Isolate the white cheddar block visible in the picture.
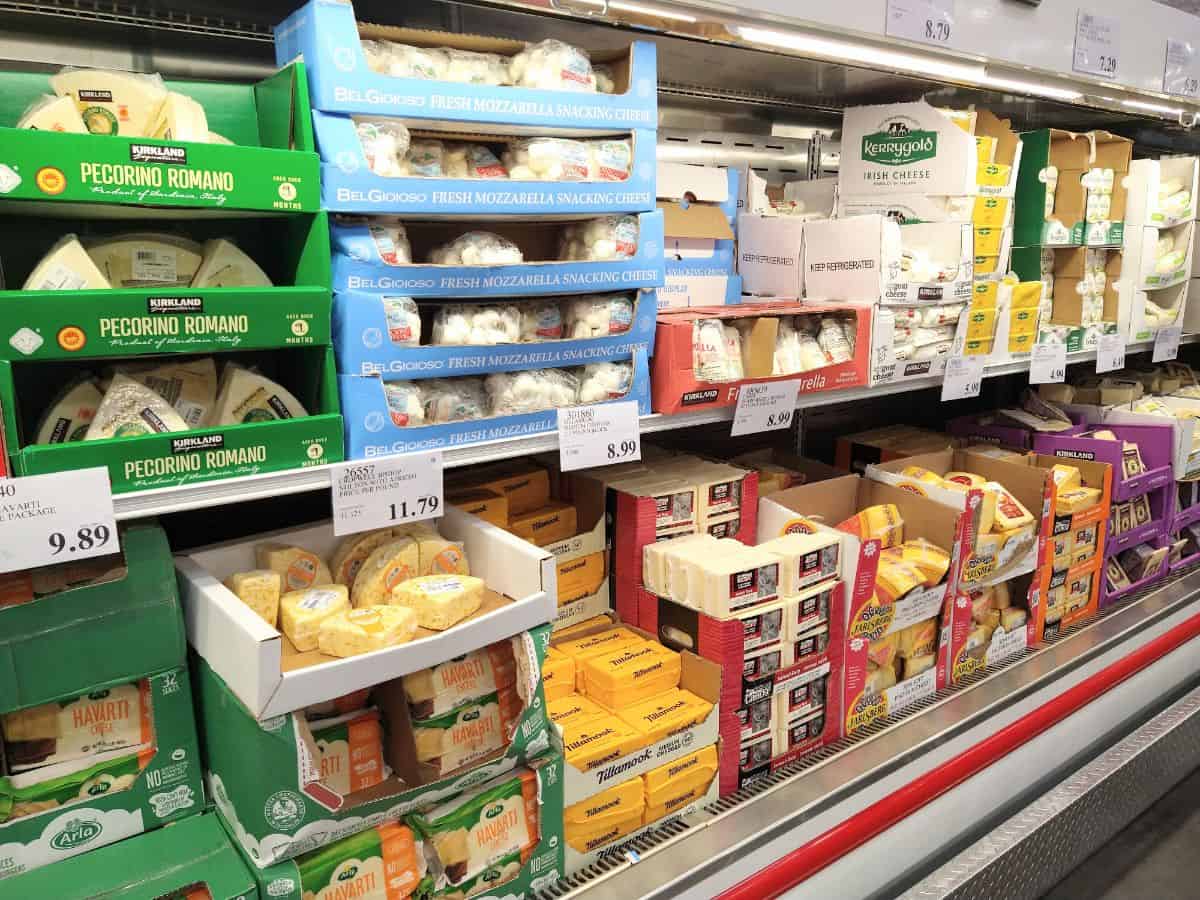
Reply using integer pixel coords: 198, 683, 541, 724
256, 543, 333, 592
280, 585, 350, 652
23, 235, 112, 291
758, 532, 841, 594
642, 532, 714, 597
351, 537, 420, 607
317, 605, 419, 657
224, 569, 282, 626
390, 574, 485, 631
690, 546, 783, 617
665, 537, 743, 606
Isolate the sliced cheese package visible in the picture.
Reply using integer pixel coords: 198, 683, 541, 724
23, 235, 112, 291
35, 377, 102, 444
318, 605, 419, 657
309, 708, 390, 795
837, 504, 903, 548
223, 569, 282, 625
580, 642, 681, 707
280, 585, 350, 652
390, 574, 485, 631
564, 777, 645, 829
411, 686, 521, 776
562, 714, 646, 771
758, 532, 841, 594
404, 642, 516, 719
257, 543, 333, 591
617, 688, 712, 744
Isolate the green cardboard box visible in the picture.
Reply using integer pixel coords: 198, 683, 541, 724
0, 664, 205, 881
0, 521, 184, 713
231, 752, 564, 900
0, 64, 318, 213
198, 625, 555, 868
0, 811, 257, 899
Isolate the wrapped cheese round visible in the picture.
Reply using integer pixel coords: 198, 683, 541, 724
588, 139, 633, 182
693, 318, 731, 382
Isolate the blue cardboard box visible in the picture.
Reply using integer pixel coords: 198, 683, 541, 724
313, 112, 656, 215
276, 0, 657, 130
332, 287, 658, 377
331, 209, 665, 296
340, 349, 650, 456
659, 164, 741, 308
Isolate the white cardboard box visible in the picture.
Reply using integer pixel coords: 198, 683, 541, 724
1124, 157, 1199, 228
737, 213, 804, 299
177, 506, 556, 719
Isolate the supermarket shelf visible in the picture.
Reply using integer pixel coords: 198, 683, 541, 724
109, 333, 1200, 519
536, 563, 1200, 900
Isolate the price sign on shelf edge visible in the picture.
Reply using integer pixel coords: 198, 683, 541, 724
1073, 10, 1120, 79
1030, 342, 1068, 385
0, 467, 117, 574
331, 451, 443, 536
885, 0, 955, 48
731, 379, 801, 437
1164, 39, 1200, 98
941, 355, 985, 402
1096, 332, 1126, 374
557, 400, 642, 473
1154, 325, 1183, 363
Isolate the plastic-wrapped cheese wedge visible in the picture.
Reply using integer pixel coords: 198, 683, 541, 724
865, 664, 898, 696
580, 642, 681, 707
35, 376, 103, 444
257, 543, 332, 591
896, 617, 937, 658
85, 233, 203, 287
943, 471, 986, 489
330, 528, 396, 586
617, 688, 712, 744
190, 238, 273, 287
404, 642, 516, 719
23, 235, 112, 291
985, 482, 1034, 530
837, 504, 904, 549
49, 68, 168, 136
390, 574, 484, 631
903, 653, 936, 679
562, 715, 646, 771
318, 605, 419, 657
212, 364, 307, 425
279, 584, 350, 652
224, 569, 281, 625
1057, 486, 1102, 514
874, 555, 926, 604
414, 533, 470, 576
899, 465, 945, 487
1050, 464, 1082, 491
564, 777, 645, 829
84, 373, 188, 439
868, 631, 898, 670
146, 91, 209, 143
351, 536, 420, 607
16, 94, 87, 132
115, 357, 218, 428
887, 538, 950, 587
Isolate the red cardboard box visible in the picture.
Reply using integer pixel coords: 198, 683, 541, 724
650, 301, 870, 416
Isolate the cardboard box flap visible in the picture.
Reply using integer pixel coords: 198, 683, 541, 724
658, 162, 730, 203
975, 109, 1020, 169
660, 201, 735, 241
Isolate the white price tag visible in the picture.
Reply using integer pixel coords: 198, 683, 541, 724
731, 380, 800, 437
941, 355, 984, 401
1073, 10, 1119, 79
1164, 39, 1200, 98
557, 401, 641, 472
0, 468, 117, 574
331, 451, 443, 536
1096, 332, 1126, 373
1153, 325, 1183, 362
1029, 343, 1068, 384
885, 0, 955, 47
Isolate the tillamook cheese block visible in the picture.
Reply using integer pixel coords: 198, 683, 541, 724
542, 647, 576, 701
555, 627, 645, 689
562, 715, 646, 771
223, 569, 281, 625
446, 487, 509, 528
460, 463, 550, 516
116, 357, 218, 428
617, 688, 712, 744
85, 233, 204, 287
547, 692, 609, 728
564, 777, 645, 829
35, 377, 102, 444
22, 235, 113, 291
411, 686, 521, 775
351, 536, 420, 607
212, 364, 307, 425
49, 68, 168, 136
330, 528, 396, 586
310, 708, 389, 795
580, 642, 681, 707
509, 501, 578, 546
84, 373, 188, 439
279, 584, 350, 652
404, 642, 516, 719
390, 574, 485, 631
190, 239, 273, 287
16, 94, 87, 132
565, 807, 643, 853
318, 605, 419, 657
643, 744, 718, 807
146, 91, 209, 143
257, 543, 333, 591
294, 823, 424, 900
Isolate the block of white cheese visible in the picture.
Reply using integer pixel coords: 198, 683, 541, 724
84, 373, 189, 440
115, 357, 217, 428
390, 574, 485, 631
642, 533, 714, 597
256, 543, 333, 591
758, 532, 841, 595
16, 94, 87, 133
330, 528, 397, 586
212, 364, 308, 425
351, 537, 421, 607
146, 91, 209, 143
85, 233, 204, 287
23, 235, 113, 291
318, 605, 420, 657
665, 537, 744, 606
35, 377, 103, 444
280, 584, 350, 652
223, 569, 282, 626
689, 546, 784, 616
190, 239, 273, 288
50, 68, 168, 136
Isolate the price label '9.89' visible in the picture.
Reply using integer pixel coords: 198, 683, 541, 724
0, 468, 118, 574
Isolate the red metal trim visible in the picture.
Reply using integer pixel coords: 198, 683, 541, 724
719, 610, 1200, 900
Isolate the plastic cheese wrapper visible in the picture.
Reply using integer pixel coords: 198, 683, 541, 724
444, 143, 508, 179
390, 574, 485, 631
486, 367, 579, 415
403, 139, 445, 177
257, 542, 332, 591
579, 642, 681, 708
296, 823, 428, 899
564, 777, 645, 831
883, 539, 950, 587
404, 641, 517, 720
559, 215, 638, 261
542, 647, 576, 701
411, 685, 522, 775
505, 136, 590, 181
211, 364, 308, 425
110, 357, 218, 429
318, 605, 420, 657
562, 714, 646, 772
412, 767, 540, 895
2, 681, 151, 773
565, 293, 634, 338
617, 688, 712, 744
84, 232, 203, 288
354, 117, 411, 177
84, 373, 189, 440
0, 745, 149, 823
308, 707, 391, 795
381, 296, 422, 346
16, 94, 87, 132
429, 231, 524, 266
432, 303, 522, 345
49, 68, 168, 136
578, 361, 633, 404
509, 38, 597, 91
873, 554, 926, 604
281, 585, 350, 652
837, 504, 904, 549
366, 220, 413, 265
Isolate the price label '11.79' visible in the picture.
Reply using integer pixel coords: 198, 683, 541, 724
331, 451, 443, 536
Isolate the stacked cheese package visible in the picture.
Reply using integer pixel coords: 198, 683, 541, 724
542, 617, 718, 868
223, 521, 481, 657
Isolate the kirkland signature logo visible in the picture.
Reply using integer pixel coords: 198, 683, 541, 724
130, 143, 187, 165
862, 120, 937, 166
148, 296, 203, 314
171, 434, 224, 454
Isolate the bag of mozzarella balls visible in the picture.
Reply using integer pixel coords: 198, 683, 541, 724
428, 231, 524, 266
509, 39, 596, 92
559, 216, 638, 261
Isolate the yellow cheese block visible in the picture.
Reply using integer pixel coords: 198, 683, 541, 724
557, 551, 606, 606
317, 605, 419, 657
643, 744, 719, 804
866, 664, 898, 694
446, 487, 509, 528
330, 528, 396, 586
975, 135, 997, 165
564, 777, 645, 828
562, 715, 646, 771
1057, 486, 1102, 514
977, 162, 1011, 188
1010, 281, 1043, 308
465, 464, 550, 516
903, 653, 936, 679
617, 689, 712, 744
972, 281, 998, 309
1050, 464, 1082, 492
556, 627, 646, 689
548, 693, 609, 729
972, 195, 1010, 229
899, 465, 945, 487
554, 614, 614, 640
987, 482, 1034, 530
868, 632, 898, 670
874, 555, 925, 604
889, 538, 950, 587
415, 535, 470, 577
580, 643, 682, 707
223, 569, 281, 626
896, 617, 937, 658
280, 585, 350, 652
390, 574, 485, 631
256, 543, 332, 592
837, 504, 904, 549
542, 647, 576, 701
565, 808, 644, 854
351, 537, 420, 607
1000, 607, 1027, 630
509, 501, 578, 546
965, 307, 996, 341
